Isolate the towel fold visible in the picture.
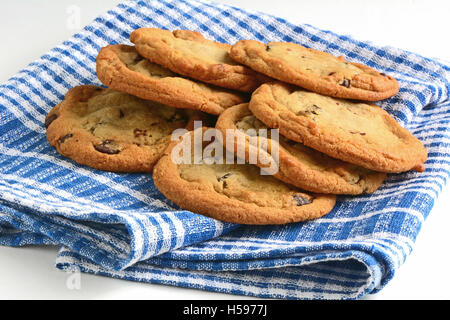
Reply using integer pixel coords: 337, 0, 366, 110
1, 0, 449, 299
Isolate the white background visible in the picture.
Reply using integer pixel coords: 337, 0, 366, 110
0, 0, 449, 300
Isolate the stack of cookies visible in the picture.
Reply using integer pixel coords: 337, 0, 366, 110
45, 28, 427, 225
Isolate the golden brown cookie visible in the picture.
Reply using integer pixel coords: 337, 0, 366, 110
216, 103, 386, 194
230, 40, 399, 101
249, 82, 427, 173
45, 85, 200, 173
96, 44, 247, 115
153, 129, 336, 225
129, 28, 270, 92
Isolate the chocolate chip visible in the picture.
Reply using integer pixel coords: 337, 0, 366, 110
340, 78, 351, 88
218, 173, 232, 182
293, 194, 312, 206
45, 114, 58, 128
297, 104, 321, 117
168, 113, 183, 122
94, 140, 120, 154
266, 46, 271, 52
328, 72, 336, 76
133, 55, 143, 64
58, 133, 73, 144
119, 109, 124, 118
133, 128, 147, 138
380, 72, 386, 76
310, 104, 321, 115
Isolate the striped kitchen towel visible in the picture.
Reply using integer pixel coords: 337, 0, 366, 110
1, 0, 449, 300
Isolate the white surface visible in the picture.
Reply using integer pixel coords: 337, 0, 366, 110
0, 0, 449, 300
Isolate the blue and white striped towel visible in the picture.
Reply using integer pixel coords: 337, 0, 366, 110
1, 0, 449, 300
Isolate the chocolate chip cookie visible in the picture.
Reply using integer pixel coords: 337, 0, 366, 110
230, 40, 399, 101
45, 85, 200, 173
153, 128, 336, 225
216, 103, 386, 194
249, 82, 427, 173
130, 28, 270, 92
97, 45, 247, 115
